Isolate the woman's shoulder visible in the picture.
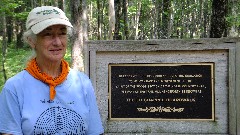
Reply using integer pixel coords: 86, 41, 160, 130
1, 70, 31, 94
68, 69, 93, 89
69, 68, 90, 80
6, 70, 29, 82
4, 70, 31, 87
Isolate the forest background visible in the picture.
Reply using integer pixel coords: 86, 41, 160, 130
0, 0, 240, 90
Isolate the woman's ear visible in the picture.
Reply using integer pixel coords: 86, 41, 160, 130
27, 37, 36, 49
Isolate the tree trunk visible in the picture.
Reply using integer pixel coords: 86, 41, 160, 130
180, 1, 184, 39
70, 0, 84, 71
135, 1, 141, 40
1, 12, 7, 82
161, 0, 171, 39
114, 0, 122, 40
123, 0, 129, 40
203, 0, 210, 38
209, 0, 228, 38
190, 1, 195, 38
108, 0, 115, 40
16, 25, 24, 49
97, 0, 102, 40
15, 5, 25, 49
59, 0, 65, 11
156, 0, 162, 39
82, 0, 88, 41
6, 16, 13, 43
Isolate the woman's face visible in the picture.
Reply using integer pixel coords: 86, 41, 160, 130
32, 24, 68, 63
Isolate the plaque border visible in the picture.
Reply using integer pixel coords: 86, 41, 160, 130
108, 63, 215, 121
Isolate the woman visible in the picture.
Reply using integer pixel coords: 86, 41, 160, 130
0, 6, 104, 135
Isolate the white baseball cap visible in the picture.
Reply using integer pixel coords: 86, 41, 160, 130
26, 6, 73, 34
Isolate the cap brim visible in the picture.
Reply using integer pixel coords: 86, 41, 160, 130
31, 18, 73, 34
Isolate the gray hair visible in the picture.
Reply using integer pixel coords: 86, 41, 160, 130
23, 29, 37, 44
23, 29, 37, 62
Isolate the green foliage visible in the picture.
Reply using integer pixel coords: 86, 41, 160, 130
226, 15, 240, 27
0, 45, 31, 91
0, 0, 23, 14
226, 0, 240, 27
15, 11, 29, 22
0, 0, 17, 13
0, 0, 29, 27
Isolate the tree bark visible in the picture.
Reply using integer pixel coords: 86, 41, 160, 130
70, 0, 85, 71
114, 0, 122, 40
135, 1, 141, 40
59, 0, 65, 11
97, 0, 102, 40
123, 0, 129, 40
161, 0, 171, 39
6, 16, 13, 43
210, 0, 228, 38
202, 0, 208, 38
82, 0, 88, 41
1, 11, 7, 82
156, 0, 162, 39
15, 5, 24, 49
108, 0, 115, 40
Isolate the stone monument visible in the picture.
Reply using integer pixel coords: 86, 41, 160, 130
85, 38, 240, 135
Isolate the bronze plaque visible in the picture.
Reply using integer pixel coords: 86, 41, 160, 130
108, 63, 214, 120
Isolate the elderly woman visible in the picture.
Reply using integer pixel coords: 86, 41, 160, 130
0, 6, 103, 135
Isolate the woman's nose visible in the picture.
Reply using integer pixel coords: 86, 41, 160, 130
52, 35, 61, 45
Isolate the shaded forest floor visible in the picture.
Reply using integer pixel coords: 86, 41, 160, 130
0, 45, 31, 91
